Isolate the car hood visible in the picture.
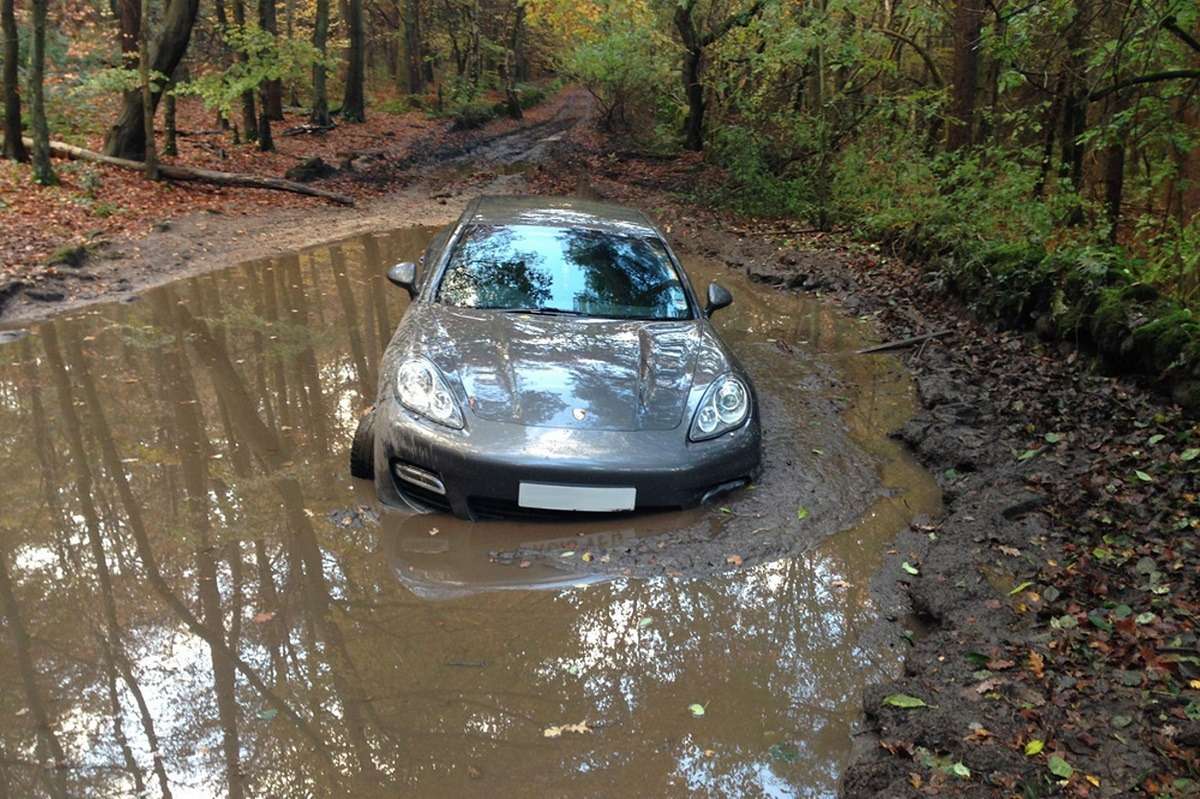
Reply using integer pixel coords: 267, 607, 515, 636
397, 305, 728, 431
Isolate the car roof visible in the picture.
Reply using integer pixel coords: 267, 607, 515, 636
466, 196, 660, 237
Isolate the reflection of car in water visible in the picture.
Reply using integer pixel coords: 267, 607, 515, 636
351, 196, 762, 521
381, 509, 628, 600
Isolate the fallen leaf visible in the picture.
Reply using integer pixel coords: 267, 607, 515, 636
518, 560, 531, 568
638, 616, 652, 628
1025, 739, 1044, 756
688, 703, 706, 717
1009, 580, 1033, 595
796, 506, 809, 520
726, 554, 743, 566
1048, 754, 1073, 779
901, 561, 919, 576
950, 762, 970, 779
883, 693, 927, 709
256, 708, 278, 721
1134, 470, 1153, 482
543, 721, 591, 738
1028, 650, 1045, 678
428, 527, 440, 536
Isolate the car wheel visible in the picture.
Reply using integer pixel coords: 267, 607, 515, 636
350, 408, 376, 480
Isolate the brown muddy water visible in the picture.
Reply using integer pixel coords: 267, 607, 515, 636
0, 226, 939, 798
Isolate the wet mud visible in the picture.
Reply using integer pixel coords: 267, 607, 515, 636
0, 225, 938, 797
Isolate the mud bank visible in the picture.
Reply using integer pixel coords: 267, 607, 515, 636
737, 233, 1199, 796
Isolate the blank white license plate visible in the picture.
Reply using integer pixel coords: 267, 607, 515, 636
518, 482, 636, 512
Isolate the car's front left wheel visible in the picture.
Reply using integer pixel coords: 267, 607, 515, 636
350, 408, 376, 480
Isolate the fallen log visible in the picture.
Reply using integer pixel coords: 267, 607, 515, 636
856, 329, 950, 355
23, 137, 355, 206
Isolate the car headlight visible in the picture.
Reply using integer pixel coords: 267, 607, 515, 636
395, 357, 464, 429
689, 375, 750, 441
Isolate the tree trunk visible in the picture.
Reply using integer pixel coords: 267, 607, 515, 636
26, 136, 355, 203
102, 0, 201, 159
1, 0, 25, 161
946, 0, 983, 150
29, 0, 55, 183
341, 0, 366, 121
139, 0, 158, 179
260, 0, 283, 119
117, 0, 140, 114
404, 0, 424, 94
500, 50, 521, 119
510, 0, 527, 82
233, 0, 258, 141
257, 81, 275, 150
163, 67, 182, 156
311, 0, 330, 124
680, 46, 704, 151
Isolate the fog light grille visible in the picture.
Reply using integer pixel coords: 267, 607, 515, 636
392, 462, 446, 495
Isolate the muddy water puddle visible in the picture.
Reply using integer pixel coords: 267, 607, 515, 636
0, 224, 938, 797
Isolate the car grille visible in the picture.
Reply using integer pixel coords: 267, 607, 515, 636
390, 460, 452, 514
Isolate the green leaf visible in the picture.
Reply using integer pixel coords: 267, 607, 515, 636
768, 742, 799, 763
719, 506, 732, 514
638, 616, 653, 628
883, 693, 927, 709
1018, 448, 1040, 461
1051, 613, 1077, 629
1009, 580, 1033, 596
256, 708, 278, 721
901, 561, 919, 576
1048, 754, 1073, 779
1134, 470, 1153, 482
1135, 612, 1156, 624
1148, 434, 1165, 445
1044, 432, 1063, 444
1025, 739, 1044, 756
688, 703, 706, 717
950, 761, 971, 778
1181, 448, 1200, 462
796, 506, 809, 520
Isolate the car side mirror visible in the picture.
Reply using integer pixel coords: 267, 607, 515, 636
705, 282, 733, 317
387, 262, 418, 298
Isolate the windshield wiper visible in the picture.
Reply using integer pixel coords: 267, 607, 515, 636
499, 307, 589, 317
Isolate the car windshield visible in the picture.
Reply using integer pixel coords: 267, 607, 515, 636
435, 224, 693, 320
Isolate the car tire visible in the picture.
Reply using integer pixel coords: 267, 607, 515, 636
350, 408, 376, 480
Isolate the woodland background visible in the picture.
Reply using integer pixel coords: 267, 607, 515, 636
1, 0, 1199, 390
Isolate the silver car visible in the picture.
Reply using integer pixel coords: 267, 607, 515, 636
351, 196, 761, 519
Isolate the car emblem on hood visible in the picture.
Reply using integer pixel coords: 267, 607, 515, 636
572, 408, 587, 421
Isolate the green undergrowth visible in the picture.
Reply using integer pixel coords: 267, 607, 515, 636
706, 129, 1200, 409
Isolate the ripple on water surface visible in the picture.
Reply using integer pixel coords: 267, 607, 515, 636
0, 225, 938, 797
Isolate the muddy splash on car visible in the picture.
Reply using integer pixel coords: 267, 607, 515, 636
0, 225, 937, 797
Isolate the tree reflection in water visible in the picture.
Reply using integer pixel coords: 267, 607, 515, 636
0, 227, 937, 798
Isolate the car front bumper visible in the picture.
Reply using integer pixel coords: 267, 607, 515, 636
372, 397, 761, 520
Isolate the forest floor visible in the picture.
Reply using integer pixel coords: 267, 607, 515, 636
2, 88, 1198, 797
0, 87, 576, 322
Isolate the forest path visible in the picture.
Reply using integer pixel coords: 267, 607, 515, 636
0, 89, 593, 327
